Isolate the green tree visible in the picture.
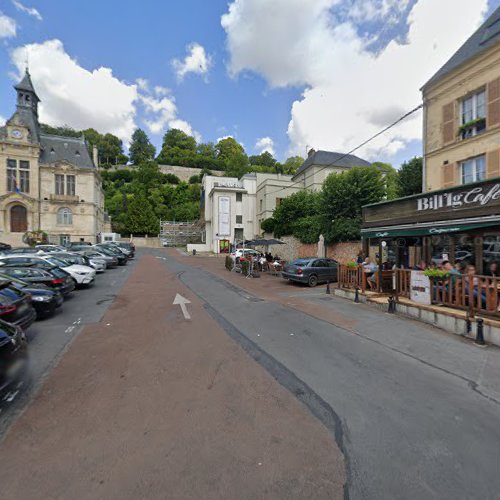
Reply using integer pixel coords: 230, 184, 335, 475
249, 151, 277, 169
157, 128, 197, 165
196, 142, 217, 158
215, 137, 246, 163
123, 192, 159, 235
372, 161, 399, 200
397, 157, 423, 197
282, 156, 304, 175
83, 128, 127, 165
40, 123, 81, 137
135, 161, 162, 189
224, 152, 249, 178
129, 128, 156, 165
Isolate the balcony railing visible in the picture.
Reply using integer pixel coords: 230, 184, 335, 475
50, 194, 79, 203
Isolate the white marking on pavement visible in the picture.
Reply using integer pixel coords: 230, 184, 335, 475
4, 390, 19, 402
173, 293, 191, 320
65, 326, 75, 334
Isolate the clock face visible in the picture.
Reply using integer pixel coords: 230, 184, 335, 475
11, 129, 22, 139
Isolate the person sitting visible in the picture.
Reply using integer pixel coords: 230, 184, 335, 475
414, 260, 427, 271
363, 257, 376, 273
266, 252, 273, 263
259, 254, 267, 271
488, 261, 498, 277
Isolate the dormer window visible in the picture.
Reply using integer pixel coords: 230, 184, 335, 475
50, 148, 55, 154
460, 89, 486, 139
75, 150, 81, 157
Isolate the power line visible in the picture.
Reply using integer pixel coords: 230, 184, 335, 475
264, 103, 423, 199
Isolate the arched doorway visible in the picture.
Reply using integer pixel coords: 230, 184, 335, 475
10, 205, 27, 233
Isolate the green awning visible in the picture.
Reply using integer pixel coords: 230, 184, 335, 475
361, 221, 500, 239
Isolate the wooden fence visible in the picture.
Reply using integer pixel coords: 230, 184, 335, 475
339, 265, 500, 318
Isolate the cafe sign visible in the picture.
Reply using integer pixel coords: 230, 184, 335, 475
417, 183, 500, 211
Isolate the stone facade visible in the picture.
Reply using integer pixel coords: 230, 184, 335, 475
0, 70, 105, 246
422, 10, 500, 192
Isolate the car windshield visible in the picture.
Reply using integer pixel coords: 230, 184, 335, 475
45, 257, 70, 267
291, 259, 312, 266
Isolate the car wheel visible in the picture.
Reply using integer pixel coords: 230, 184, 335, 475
308, 275, 318, 287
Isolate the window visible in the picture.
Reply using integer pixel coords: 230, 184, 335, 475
19, 160, 29, 193
461, 89, 486, 139
236, 192, 242, 202
55, 174, 65, 195
60, 234, 71, 246
259, 199, 263, 211
7, 159, 17, 192
236, 215, 243, 224
461, 155, 486, 185
66, 175, 76, 196
57, 207, 73, 225
55, 174, 76, 196
276, 197, 284, 207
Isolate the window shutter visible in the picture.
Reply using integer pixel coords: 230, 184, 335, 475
488, 77, 500, 128
442, 102, 455, 145
443, 162, 456, 187
487, 149, 500, 178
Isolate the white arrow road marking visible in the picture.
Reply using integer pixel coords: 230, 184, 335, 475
173, 293, 191, 320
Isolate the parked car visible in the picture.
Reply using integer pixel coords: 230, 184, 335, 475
0, 255, 96, 287
95, 244, 128, 265
34, 244, 67, 253
0, 243, 12, 252
76, 249, 118, 268
0, 280, 36, 330
230, 248, 261, 261
111, 241, 135, 258
47, 252, 106, 273
100, 242, 131, 258
0, 273, 63, 318
0, 319, 28, 396
0, 266, 75, 297
282, 258, 338, 287
66, 242, 92, 249
5, 247, 44, 255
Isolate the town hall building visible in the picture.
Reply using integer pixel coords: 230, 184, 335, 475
0, 69, 105, 246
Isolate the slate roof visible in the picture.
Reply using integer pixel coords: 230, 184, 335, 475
14, 69, 40, 101
422, 6, 500, 90
39, 134, 95, 169
294, 150, 371, 176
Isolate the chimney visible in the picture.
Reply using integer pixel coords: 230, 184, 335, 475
308, 148, 316, 158
92, 145, 99, 168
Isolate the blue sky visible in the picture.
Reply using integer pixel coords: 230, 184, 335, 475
0, 0, 497, 167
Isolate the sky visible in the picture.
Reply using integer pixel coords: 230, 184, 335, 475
0, 0, 497, 167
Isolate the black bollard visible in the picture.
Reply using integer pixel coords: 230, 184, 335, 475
326, 281, 331, 294
388, 296, 396, 313
354, 287, 360, 303
475, 318, 485, 346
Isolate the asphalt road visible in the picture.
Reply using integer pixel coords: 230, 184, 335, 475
1, 248, 500, 499
159, 249, 500, 500
0, 257, 137, 438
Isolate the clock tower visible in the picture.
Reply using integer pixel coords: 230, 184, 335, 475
12, 67, 41, 143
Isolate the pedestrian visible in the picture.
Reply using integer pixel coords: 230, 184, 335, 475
356, 250, 364, 265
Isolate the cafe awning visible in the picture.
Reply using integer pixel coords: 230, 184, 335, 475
361, 220, 500, 239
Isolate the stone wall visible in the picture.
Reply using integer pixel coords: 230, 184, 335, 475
275, 235, 361, 263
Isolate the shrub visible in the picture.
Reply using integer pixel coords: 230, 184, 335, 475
241, 260, 250, 275
346, 261, 358, 268
423, 269, 450, 279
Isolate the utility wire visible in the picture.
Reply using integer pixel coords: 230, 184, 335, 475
263, 103, 423, 199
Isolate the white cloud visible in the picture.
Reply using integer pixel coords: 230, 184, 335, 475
222, 0, 489, 160
12, 1, 43, 21
11, 39, 137, 142
255, 136, 275, 155
0, 115, 5, 126
172, 42, 213, 82
10, 39, 197, 144
0, 12, 17, 38
154, 85, 170, 96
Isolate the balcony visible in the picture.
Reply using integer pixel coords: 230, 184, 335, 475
49, 194, 79, 203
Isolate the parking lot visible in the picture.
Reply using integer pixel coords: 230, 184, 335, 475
0, 254, 137, 439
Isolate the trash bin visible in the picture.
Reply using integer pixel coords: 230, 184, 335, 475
192, 249, 196, 256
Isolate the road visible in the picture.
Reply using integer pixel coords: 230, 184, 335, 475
1, 248, 500, 499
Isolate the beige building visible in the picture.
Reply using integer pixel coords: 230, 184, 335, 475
0, 70, 105, 246
422, 6, 500, 192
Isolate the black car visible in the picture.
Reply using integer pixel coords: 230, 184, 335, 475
282, 258, 338, 287
113, 241, 135, 258
95, 244, 128, 265
0, 266, 75, 297
0, 319, 27, 396
0, 242, 11, 252
0, 280, 36, 330
0, 273, 63, 318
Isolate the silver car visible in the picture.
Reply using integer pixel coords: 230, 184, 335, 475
48, 252, 106, 273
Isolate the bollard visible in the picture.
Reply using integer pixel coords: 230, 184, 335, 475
388, 296, 396, 314
192, 249, 196, 256
354, 287, 360, 303
475, 318, 485, 346
326, 281, 331, 294
465, 312, 471, 335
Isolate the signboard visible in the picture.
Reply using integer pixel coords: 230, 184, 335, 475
363, 178, 500, 228
218, 196, 230, 236
410, 270, 431, 305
